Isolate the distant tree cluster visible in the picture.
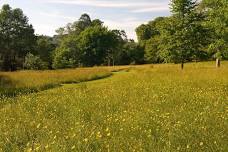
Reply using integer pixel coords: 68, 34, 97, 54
0, 0, 227, 71
0, 5, 143, 71
136, 0, 228, 68
52, 14, 144, 69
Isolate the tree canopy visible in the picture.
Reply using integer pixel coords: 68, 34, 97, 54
0, 4, 36, 71
136, 0, 227, 68
0, 1, 227, 71
52, 14, 143, 69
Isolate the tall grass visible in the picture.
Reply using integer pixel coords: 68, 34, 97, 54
0, 62, 227, 151
0, 67, 115, 98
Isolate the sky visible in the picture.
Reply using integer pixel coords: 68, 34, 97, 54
0, 0, 171, 40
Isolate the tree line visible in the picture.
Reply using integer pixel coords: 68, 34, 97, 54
136, 0, 228, 69
0, 4, 143, 71
0, 0, 227, 71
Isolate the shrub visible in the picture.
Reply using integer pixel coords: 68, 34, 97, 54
23, 53, 48, 70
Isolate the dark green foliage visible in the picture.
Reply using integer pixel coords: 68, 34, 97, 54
144, 36, 162, 63
122, 40, 144, 65
35, 36, 56, 68
105, 30, 127, 66
165, 0, 198, 66
53, 14, 142, 68
0, 4, 36, 71
137, 17, 168, 63
201, 0, 228, 61
53, 15, 112, 68
52, 35, 80, 69
135, 24, 153, 43
136, 0, 217, 67
136, 17, 165, 43
0, 1, 227, 71
77, 26, 113, 66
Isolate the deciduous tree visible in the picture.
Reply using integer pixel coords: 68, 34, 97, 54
0, 4, 36, 71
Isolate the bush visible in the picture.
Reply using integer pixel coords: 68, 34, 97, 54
52, 48, 77, 69
23, 53, 48, 70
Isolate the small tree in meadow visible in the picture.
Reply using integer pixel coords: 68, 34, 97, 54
23, 53, 48, 70
168, 0, 201, 69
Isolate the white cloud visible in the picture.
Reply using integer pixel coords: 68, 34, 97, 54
103, 18, 147, 40
38, 11, 143, 40
131, 6, 169, 13
32, 0, 170, 39
33, 24, 57, 36
39, 12, 77, 21
44, 0, 166, 8
42, 0, 169, 13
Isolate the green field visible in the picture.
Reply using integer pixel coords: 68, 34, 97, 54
0, 62, 228, 151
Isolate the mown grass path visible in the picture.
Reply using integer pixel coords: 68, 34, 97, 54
0, 63, 228, 152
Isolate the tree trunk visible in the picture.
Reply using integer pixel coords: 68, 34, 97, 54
108, 58, 110, 66
216, 58, 220, 68
112, 59, 115, 66
181, 61, 184, 70
112, 55, 115, 66
2, 55, 11, 71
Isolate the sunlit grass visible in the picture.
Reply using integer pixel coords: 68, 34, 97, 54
0, 67, 129, 98
0, 62, 227, 151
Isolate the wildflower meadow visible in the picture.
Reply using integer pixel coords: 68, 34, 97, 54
0, 62, 227, 151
